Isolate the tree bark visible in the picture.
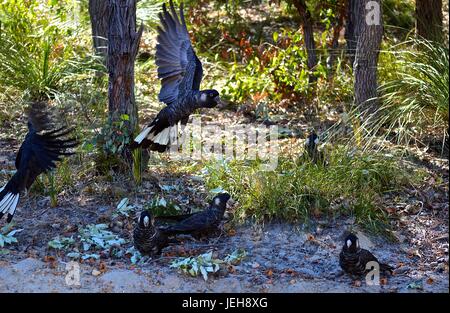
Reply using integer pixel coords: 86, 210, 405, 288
292, 0, 318, 83
108, 0, 143, 142
416, 0, 443, 42
89, 0, 109, 59
354, 0, 383, 114
344, 0, 360, 68
327, 0, 347, 74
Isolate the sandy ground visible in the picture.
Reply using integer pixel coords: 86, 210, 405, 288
0, 221, 448, 293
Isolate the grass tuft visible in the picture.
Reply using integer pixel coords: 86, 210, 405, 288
204, 146, 417, 235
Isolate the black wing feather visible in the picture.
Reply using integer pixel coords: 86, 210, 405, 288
155, 0, 203, 106
0, 104, 78, 222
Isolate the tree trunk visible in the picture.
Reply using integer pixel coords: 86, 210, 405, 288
89, 0, 109, 58
292, 0, 318, 83
416, 0, 443, 42
344, 0, 360, 67
327, 0, 347, 75
108, 0, 143, 147
354, 0, 383, 114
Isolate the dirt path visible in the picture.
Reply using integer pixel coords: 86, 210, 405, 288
1, 221, 448, 293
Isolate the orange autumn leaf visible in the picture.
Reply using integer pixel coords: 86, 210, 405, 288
44, 255, 56, 263
99, 262, 107, 273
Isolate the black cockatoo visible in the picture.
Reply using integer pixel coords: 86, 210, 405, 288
132, 0, 221, 152
133, 210, 169, 256
159, 193, 231, 237
0, 103, 78, 223
339, 233, 393, 276
304, 131, 325, 164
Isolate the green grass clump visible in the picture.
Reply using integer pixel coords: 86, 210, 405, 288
361, 38, 449, 150
204, 147, 416, 234
0, 0, 103, 102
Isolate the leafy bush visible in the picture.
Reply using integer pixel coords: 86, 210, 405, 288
223, 29, 327, 105
383, 0, 415, 35
94, 114, 133, 173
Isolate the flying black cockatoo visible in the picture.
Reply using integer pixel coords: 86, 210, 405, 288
0, 103, 78, 223
304, 131, 325, 165
339, 233, 393, 276
133, 210, 169, 256
159, 193, 231, 237
132, 0, 221, 152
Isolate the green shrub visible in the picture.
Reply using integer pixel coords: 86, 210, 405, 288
223, 29, 328, 105
204, 146, 416, 234
0, 0, 103, 102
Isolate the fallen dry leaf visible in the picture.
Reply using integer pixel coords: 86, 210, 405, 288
43, 255, 56, 263
265, 269, 273, 277
99, 261, 107, 273
285, 268, 298, 276
227, 265, 236, 274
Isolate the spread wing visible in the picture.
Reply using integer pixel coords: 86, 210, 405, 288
0, 105, 78, 222
156, 0, 203, 106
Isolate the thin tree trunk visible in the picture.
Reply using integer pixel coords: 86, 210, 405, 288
292, 0, 318, 83
327, 0, 347, 75
89, 0, 109, 59
354, 0, 383, 114
416, 0, 443, 42
344, 0, 360, 67
108, 0, 143, 149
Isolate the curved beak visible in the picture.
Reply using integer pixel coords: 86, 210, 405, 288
215, 96, 227, 109
227, 197, 236, 208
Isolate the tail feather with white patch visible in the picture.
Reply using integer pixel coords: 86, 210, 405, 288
0, 186, 20, 223
134, 126, 154, 144
132, 118, 181, 151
